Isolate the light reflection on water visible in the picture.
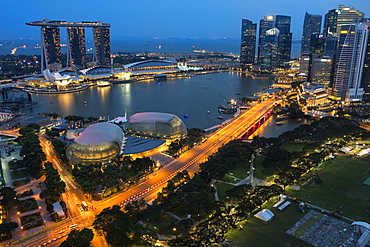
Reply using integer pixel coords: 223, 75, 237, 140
24, 72, 310, 136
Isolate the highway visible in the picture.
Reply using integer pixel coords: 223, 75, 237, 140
5, 97, 278, 247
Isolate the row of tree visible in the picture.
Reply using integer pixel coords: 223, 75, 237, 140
71, 157, 156, 199
16, 123, 45, 179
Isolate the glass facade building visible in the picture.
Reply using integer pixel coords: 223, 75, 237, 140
66, 123, 124, 165
301, 12, 322, 53
258, 15, 292, 70
41, 26, 62, 71
311, 55, 334, 87
67, 27, 86, 69
332, 23, 369, 102
336, 5, 364, 37
240, 19, 257, 68
323, 9, 338, 37
126, 112, 187, 140
93, 27, 111, 67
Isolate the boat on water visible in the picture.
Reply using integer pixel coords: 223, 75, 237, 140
275, 122, 283, 125
97, 81, 110, 87
207, 111, 210, 114
235, 92, 240, 95
84, 101, 87, 104
217, 116, 224, 120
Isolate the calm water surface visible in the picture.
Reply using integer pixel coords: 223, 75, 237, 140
24, 72, 308, 135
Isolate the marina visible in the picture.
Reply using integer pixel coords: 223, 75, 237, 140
23, 72, 310, 136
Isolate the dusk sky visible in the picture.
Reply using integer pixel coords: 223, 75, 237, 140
1, 0, 370, 40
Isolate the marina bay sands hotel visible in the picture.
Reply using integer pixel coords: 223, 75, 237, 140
26, 19, 111, 71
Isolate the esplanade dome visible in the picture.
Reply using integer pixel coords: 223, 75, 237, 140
125, 112, 187, 139
66, 122, 124, 165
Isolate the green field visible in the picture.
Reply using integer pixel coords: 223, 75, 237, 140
286, 156, 370, 221
226, 201, 312, 247
253, 155, 273, 179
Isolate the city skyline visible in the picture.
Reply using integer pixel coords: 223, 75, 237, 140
1, 0, 369, 40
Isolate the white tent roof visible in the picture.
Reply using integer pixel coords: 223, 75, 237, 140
254, 209, 274, 222
352, 221, 370, 230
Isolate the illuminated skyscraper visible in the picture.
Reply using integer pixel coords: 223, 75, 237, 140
323, 9, 338, 37
299, 52, 312, 80
41, 26, 62, 71
26, 20, 111, 71
311, 55, 334, 87
93, 27, 111, 67
67, 27, 86, 69
336, 5, 364, 36
258, 15, 292, 70
301, 12, 322, 53
240, 19, 257, 68
332, 23, 369, 102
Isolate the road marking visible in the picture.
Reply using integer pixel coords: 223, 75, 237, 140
52, 158, 62, 171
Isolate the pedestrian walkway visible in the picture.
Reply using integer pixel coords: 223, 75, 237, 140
0, 148, 21, 187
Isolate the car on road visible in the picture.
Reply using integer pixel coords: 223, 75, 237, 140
58, 230, 65, 234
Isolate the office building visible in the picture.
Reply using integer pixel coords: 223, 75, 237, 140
323, 35, 338, 57
309, 33, 326, 55
311, 55, 334, 87
67, 27, 86, 69
299, 52, 312, 80
336, 5, 364, 37
93, 27, 111, 67
323, 9, 338, 37
41, 26, 62, 71
301, 12, 322, 53
258, 15, 292, 70
240, 19, 257, 67
332, 23, 369, 102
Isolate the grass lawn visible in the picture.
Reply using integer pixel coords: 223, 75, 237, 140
226, 201, 312, 247
215, 182, 235, 201
253, 155, 273, 180
20, 212, 44, 230
18, 198, 39, 213
286, 156, 370, 221
228, 163, 250, 180
281, 143, 306, 152
150, 214, 181, 236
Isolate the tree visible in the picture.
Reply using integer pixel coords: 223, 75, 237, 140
0, 222, 18, 241
60, 228, 94, 247
44, 162, 66, 202
0, 187, 18, 210
93, 205, 156, 247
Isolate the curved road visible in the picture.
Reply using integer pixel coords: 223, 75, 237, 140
8, 97, 278, 247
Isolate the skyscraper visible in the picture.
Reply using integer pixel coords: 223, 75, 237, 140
67, 27, 87, 69
332, 23, 369, 102
336, 5, 364, 37
41, 26, 62, 71
311, 55, 334, 87
240, 19, 257, 68
301, 12, 322, 53
93, 27, 111, 67
258, 15, 292, 70
299, 52, 312, 80
323, 9, 338, 37
26, 20, 111, 72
